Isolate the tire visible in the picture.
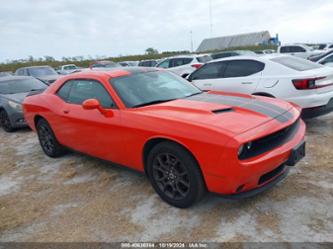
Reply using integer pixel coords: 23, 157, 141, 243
147, 142, 206, 208
36, 118, 66, 158
0, 109, 15, 132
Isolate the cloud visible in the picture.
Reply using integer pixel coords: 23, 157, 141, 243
0, 0, 332, 61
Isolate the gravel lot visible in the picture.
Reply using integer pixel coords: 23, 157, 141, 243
0, 114, 332, 242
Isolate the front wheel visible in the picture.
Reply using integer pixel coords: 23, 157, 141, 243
36, 118, 66, 158
147, 142, 206, 208
0, 109, 15, 132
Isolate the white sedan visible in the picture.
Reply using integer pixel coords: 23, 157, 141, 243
188, 55, 333, 118
156, 54, 212, 78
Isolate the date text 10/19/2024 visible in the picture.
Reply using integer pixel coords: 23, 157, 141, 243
121, 242, 208, 248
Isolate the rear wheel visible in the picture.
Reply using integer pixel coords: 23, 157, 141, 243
0, 109, 15, 132
147, 142, 206, 208
36, 118, 66, 158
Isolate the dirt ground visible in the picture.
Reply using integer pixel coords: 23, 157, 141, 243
0, 114, 332, 242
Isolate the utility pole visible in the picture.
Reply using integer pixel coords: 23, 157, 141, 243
190, 30, 194, 52
209, 0, 213, 37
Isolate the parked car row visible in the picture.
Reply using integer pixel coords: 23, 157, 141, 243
1, 45, 333, 208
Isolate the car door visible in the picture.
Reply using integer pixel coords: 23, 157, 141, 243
189, 61, 228, 90
191, 60, 263, 94
53, 79, 125, 162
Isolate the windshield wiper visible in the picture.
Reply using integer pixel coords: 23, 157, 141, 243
30, 88, 45, 91
132, 98, 177, 108
185, 92, 203, 98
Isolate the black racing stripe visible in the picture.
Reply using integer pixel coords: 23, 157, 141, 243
187, 93, 292, 122
194, 93, 293, 120
244, 103, 289, 123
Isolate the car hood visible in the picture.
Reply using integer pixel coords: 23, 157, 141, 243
135, 92, 295, 135
3, 92, 30, 104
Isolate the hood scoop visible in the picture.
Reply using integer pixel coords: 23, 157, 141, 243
212, 107, 233, 114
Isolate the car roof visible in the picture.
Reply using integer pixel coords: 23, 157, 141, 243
164, 54, 199, 59
208, 55, 262, 63
70, 67, 159, 79
0, 76, 33, 82
209, 54, 294, 64
16, 65, 53, 70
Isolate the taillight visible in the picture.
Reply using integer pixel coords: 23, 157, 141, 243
292, 77, 326, 90
191, 63, 203, 69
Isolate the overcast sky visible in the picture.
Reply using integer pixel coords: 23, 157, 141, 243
1, 0, 333, 61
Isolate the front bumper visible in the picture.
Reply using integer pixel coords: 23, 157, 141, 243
301, 98, 333, 119
220, 166, 290, 199
9, 111, 27, 128
204, 118, 306, 196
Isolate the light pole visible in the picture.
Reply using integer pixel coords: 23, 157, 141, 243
209, 0, 213, 37
190, 31, 194, 52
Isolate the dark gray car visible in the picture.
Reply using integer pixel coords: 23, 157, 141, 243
15, 66, 60, 85
0, 76, 47, 132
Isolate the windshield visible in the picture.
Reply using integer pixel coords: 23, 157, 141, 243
0, 78, 47, 94
92, 61, 117, 68
64, 65, 77, 70
110, 71, 201, 108
271, 56, 322, 71
29, 67, 57, 77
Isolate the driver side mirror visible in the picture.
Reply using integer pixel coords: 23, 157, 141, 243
82, 99, 100, 110
82, 99, 113, 117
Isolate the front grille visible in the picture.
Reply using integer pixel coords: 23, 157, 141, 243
239, 118, 301, 160
259, 164, 285, 185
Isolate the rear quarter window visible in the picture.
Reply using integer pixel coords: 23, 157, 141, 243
271, 57, 323, 71
56, 81, 73, 101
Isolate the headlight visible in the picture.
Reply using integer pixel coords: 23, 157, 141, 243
238, 142, 253, 158
8, 100, 22, 112
238, 145, 245, 156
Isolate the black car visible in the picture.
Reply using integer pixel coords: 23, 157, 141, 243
0, 76, 47, 132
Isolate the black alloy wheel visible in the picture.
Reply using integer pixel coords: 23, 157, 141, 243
152, 152, 190, 200
36, 119, 66, 158
147, 142, 206, 208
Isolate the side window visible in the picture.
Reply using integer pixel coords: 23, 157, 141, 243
190, 62, 227, 80
223, 60, 265, 78
170, 59, 182, 68
67, 80, 115, 108
16, 69, 26, 76
56, 81, 73, 101
280, 47, 289, 53
157, 59, 170, 68
291, 46, 306, 53
321, 55, 333, 64
170, 58, 193, 68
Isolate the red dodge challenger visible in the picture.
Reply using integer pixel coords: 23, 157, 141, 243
23, 68, 306, 208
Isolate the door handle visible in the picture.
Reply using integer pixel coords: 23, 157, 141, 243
241, 82, 253, 85
63, 110, 70, 114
